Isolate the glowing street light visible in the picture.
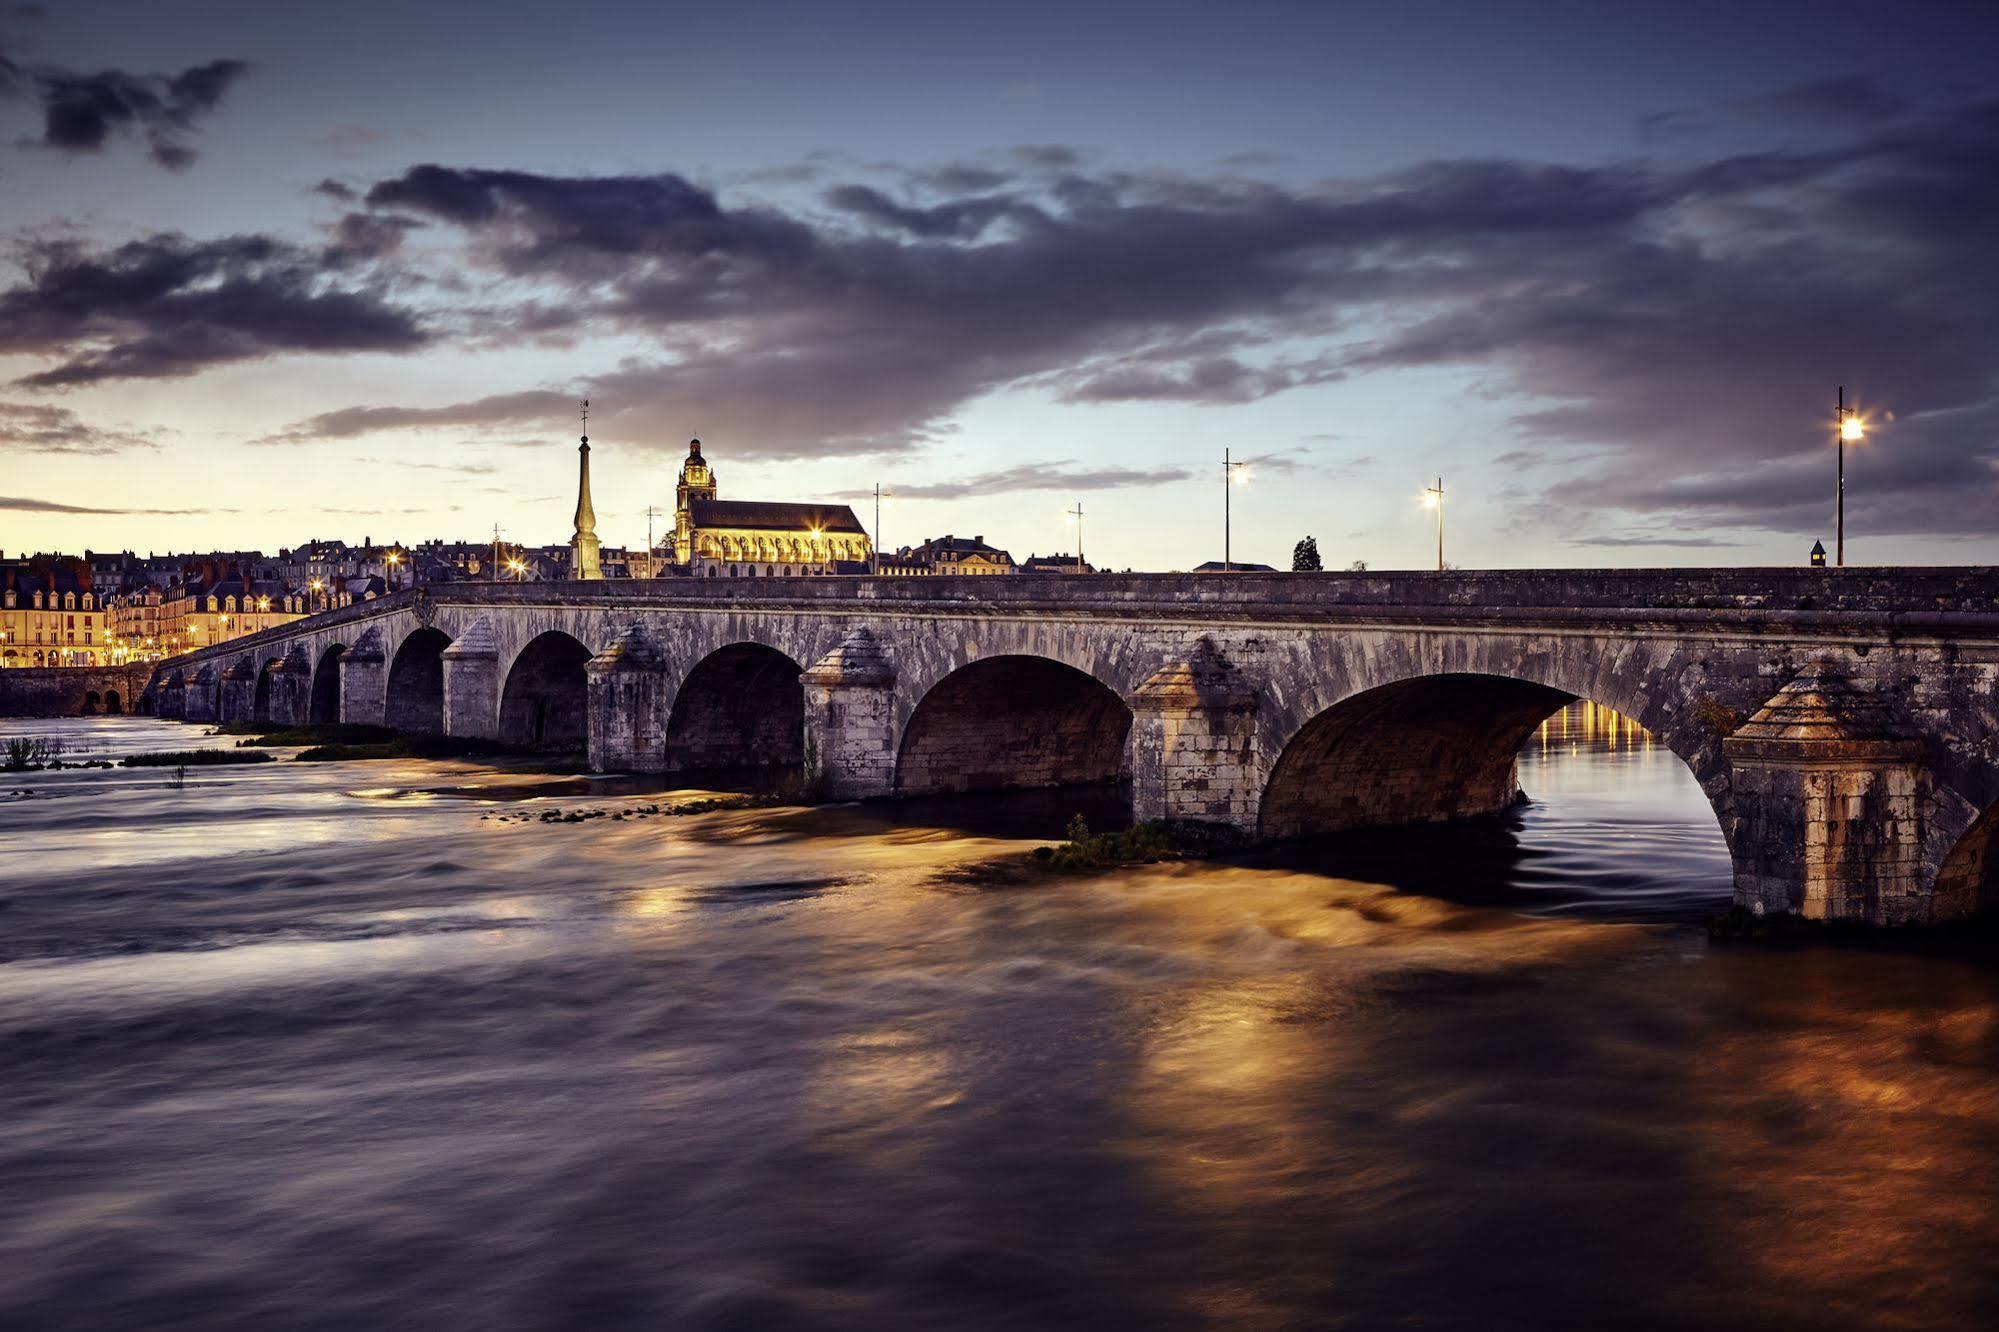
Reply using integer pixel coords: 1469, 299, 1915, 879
1421, 476, 1445, 571
309, 578, 324, 614
507, 557, 527, 581
1835, 386, 1864, 567
385, 549, 403, 592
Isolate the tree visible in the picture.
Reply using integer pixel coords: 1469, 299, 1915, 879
1291, 536, 1323, 572
1347, 558, 1369, 572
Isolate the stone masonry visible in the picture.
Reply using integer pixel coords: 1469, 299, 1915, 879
141, 569, 1999, 925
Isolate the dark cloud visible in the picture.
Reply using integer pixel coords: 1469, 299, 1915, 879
12, 56, 250, 169
823, 183, 1025, 239
258, 390, 574, 444
0, 495, 213, 515
834, 463, 1193, 501
264, 94, 1999, 535
314, 177, 357, 201
0, 232, 425, 388
0, 400, 156, 453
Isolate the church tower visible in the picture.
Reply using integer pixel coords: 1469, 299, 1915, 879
570, 401, 603, 580
673, 438, 718, 564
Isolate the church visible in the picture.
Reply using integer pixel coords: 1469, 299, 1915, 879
669, 439, 872, 577
565, 429, 873, 579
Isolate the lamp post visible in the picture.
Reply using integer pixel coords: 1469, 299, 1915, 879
873, 483, 891, 575
1066, 501, 1085, 572
385, 549, 402, 592
309, 578, 324, 614
1223, 448, 1249, 570
1836, 386, 1863, 567
1422, 476, 1445, 571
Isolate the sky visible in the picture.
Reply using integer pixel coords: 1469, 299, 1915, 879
1, 0, 1996, 572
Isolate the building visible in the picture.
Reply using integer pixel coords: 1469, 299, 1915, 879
1, 558, 109, 666
668, 439, 872, 576
149, 566, 311, 656
1020, 553, 1095, 574
1192, 560, 1279, 573
883, 534, 1016, 576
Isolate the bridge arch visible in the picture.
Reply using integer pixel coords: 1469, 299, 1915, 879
309, 643, 345, 724
252, 657, 283, 724
1257, 670, 1727, 844
81, 689, 100, 715
104, 689, 121, 715
896, 654, 1133, 796
1932, 801, 1999, 920
499, 630, 592, 749
385, 627, 450, 734
664, 642, 806, 781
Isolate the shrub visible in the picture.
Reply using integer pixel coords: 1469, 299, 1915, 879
121, 749, 275, 767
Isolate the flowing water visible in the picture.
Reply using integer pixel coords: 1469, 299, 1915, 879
2, 707, 1996, 1330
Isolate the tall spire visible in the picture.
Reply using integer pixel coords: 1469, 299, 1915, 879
570, 398, 603, 580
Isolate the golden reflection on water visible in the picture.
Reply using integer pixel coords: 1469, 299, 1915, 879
1536, 698, 1655, 756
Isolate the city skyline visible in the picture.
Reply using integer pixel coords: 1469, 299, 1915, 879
4, 0, 1998, 571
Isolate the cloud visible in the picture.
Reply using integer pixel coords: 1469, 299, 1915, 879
253, 92, 1999, 536
0, 400, 157, 453
0, 495, 214, 514
0, 232, 425, 387
10, 55, 250, 169
1561, 533, 1748, 549
834, 462, 1192, 501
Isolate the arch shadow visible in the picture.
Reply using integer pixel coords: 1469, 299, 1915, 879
1934, 801, 1999, 921
499, 631, 592, 749
896, 654, 1132, 797
386, 628, 451, 734
664, 642, 805, 788
309, 644, 346, 724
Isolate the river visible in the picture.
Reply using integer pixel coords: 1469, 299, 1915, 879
1, 706, 1995, 1329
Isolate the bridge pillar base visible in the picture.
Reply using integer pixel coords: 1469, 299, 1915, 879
184, 666, 219, 723
586, 623, 673, 773
268, 647, 313, 726
157, 672, 187, 720
339, 629, 387, 727
1130, 641, 1261, 833
1724, 668, 1933, 925
441, 620, 501, 739
218, 660, 257, 724
802, 629, 897, 800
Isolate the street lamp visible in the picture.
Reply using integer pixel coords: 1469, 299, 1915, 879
1836, 386, 1863, 567
872, 483, 891, 575
1223, 448, 1249, 570
507, 557, 526, 581
309, 578, 324, 613
386, 549, 402, 592
1421, 476, 1445, 571
1065, 501, 1085, 572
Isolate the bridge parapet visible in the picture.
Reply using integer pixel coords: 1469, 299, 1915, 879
125, 569, 1999, 926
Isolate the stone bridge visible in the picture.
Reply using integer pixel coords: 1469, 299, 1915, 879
140, 569, 1999, 926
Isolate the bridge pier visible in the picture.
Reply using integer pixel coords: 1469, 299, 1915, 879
1130, 642, 1261, 832
1724, 669, 1934, 925
339, 629, 387, 727
218, 659, 257, 724
266, 647, 314, 726
158, 670, 187, 720
183, 664, 218, 722
802, 629, 898, 799
586, 623, 673, 772
441, 619, 500, 739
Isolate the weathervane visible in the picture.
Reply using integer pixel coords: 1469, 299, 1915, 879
580, 397, 589, 442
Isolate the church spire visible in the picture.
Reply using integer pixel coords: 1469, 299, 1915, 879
570, 398, 603, 579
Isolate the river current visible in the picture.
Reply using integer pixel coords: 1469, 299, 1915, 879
2, 707, 1996, 1329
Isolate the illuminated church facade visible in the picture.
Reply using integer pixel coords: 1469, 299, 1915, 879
670, 439, 872, 577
